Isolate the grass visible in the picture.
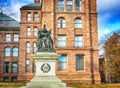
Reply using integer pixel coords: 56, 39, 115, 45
0, 82, 120, 88
0, 82, 26, 88
67, 84, 120, 88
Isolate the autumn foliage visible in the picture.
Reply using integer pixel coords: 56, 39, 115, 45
104, 32, 120, 82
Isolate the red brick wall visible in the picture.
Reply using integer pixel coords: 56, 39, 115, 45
0, 30, 19, 81
0, 0, 101, 84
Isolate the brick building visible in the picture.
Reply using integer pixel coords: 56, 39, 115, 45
0, 0, 101, 84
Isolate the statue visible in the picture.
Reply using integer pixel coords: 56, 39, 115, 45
36, 25, 54, 52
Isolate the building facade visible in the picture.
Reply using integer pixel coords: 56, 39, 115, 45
0, 0, 101, 84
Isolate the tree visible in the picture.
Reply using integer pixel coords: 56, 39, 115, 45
103, 31, 120, 83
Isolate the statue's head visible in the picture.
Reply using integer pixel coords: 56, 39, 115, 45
43, 25, 47, 32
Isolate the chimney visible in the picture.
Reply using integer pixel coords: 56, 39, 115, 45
34, 0, 40, 3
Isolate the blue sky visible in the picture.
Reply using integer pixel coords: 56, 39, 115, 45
4, 0, 120, 40
97, 0, 120, 39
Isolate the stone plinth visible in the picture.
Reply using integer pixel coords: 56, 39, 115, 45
22, 52, 67, 88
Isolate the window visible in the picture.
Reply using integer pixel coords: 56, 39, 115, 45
14, 34, 19, 42
33, 62, 36, 72
26, 42, 30, 53
75, 35, 83, 48
3, 77, 9, 82
58, 18, 66, 28
26, 60, 30, 72
27, 27, 31, 36
74, 18, 82, 28
58, 35, 66, 48
4, 62, 10, 73
66, 0, 72, 11
33, 42, 37, 53
34, 27, 38, 36
58, 55, 67, 70
76, 0, 81, 11
11, 77, 17, 82
5, 47, 10, 56
76, 55, 84, 70
34, 13, 38, 22
12, 47, 18, 57
117, 36, 120, 43
58, 0, 64, 11
6, 34, 11, 42
27, 13, 31, 21
12, 63, 17, 73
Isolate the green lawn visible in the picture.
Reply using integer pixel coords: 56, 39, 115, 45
0, 82, 26, 88
67, 84, 120, 88
0, 83, 120, 88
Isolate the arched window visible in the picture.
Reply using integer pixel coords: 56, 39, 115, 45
33, 42, 37, 53
58, 55, 67, 70
5, 47, 10, 56
74, 18, 82, 28
12, 47, 18, 57
26, 42, 30, 53
58, 18, 66, 28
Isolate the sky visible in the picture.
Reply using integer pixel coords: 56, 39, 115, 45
3, 0, 120, 40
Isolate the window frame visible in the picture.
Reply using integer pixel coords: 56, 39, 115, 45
66, 0, 73, 11
26, 42, 30, 53
12, 47, 18, 57
58, 35, 66, 48
27, 12, 31, 22
58, 0, 64, 11
74, 18, 82, 28
117, 36, 120, 43
33, 42, 37, 53
58, 55, 67, 71
27, 27, 31, 36
58, 18, 66, 28
13, 34, 19, 42
12, 62, 18, 74
3, 77, 9, 82
4, 62, 10, 73
5, 47, 11, 56
76, 55, 84, 71
33, 27, 38, 36
11, 77, 17, 82
74, 35, 83, 48
75, 0, 82, 11
32, 62, 36, 72
26, 60, 30, 72
34, 12, 38, 22
5, 34, 11, 42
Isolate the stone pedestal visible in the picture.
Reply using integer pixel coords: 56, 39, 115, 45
22, 52, 67, 88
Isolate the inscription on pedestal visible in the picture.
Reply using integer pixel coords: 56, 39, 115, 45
41, 63, 51, 73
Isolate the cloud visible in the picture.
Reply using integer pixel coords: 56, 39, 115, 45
98, 29, 111, 40
9, 0, 33, 21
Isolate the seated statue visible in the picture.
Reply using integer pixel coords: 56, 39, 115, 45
36, 25, 54, 52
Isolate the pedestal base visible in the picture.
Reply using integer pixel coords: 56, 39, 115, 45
20, 52, 67, 88
24, 76, 66, 88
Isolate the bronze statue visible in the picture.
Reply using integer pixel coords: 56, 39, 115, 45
36, 25, 54, 52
